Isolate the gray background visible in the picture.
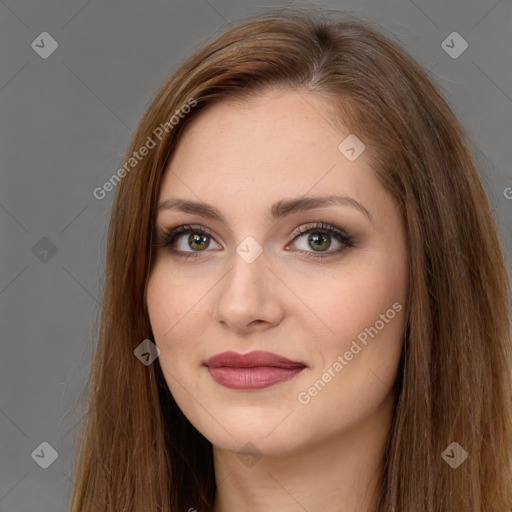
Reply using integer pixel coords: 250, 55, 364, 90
1, 0, 511, 510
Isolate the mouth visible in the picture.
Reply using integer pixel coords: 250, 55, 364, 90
204, 351, 307, 390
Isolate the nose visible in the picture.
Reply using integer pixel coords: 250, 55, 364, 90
212, 245, 285, 333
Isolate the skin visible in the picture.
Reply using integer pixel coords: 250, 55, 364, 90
145, 88, 408, 512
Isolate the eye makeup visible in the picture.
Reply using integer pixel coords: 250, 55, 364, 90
155, 221, 355, 261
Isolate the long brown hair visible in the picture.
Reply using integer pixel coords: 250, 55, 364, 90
68, 6, 512, 511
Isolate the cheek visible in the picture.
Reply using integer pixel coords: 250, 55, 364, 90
295, 266, 405, 431
301, 260, 406, 346
146, 264, 206, 359
147, 256, 210, 329
299, 251, 407, 404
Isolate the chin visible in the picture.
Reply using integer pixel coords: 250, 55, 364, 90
194, 413, 306, 457
210, 434, 300, 459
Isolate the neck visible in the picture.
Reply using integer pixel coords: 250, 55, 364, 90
211, 391, 394, 512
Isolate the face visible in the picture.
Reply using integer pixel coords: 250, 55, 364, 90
146, 88, 408, 457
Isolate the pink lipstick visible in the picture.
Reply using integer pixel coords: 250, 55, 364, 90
204, 350, 307, 390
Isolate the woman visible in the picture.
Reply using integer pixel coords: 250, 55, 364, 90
68, 6, 512, 512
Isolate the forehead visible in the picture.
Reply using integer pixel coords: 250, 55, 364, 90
158, 88, 383, 218
171, 88, 343, 163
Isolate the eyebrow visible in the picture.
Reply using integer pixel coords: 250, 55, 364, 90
156, 195, 373, 224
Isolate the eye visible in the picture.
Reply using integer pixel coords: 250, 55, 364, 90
156, 224, 221, 260
287, 222, 354, 259
156, 221, 354, 260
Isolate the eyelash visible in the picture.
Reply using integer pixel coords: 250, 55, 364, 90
155, 221, 354, 261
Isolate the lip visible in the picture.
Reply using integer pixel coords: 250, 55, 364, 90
204, 350, 306, 369
204, 351, 307, 390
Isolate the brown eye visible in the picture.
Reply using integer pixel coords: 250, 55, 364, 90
289, 222, 354, 259
159, 224, 221, 258
305, 232, 332, 251
186, 232, 211, 251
